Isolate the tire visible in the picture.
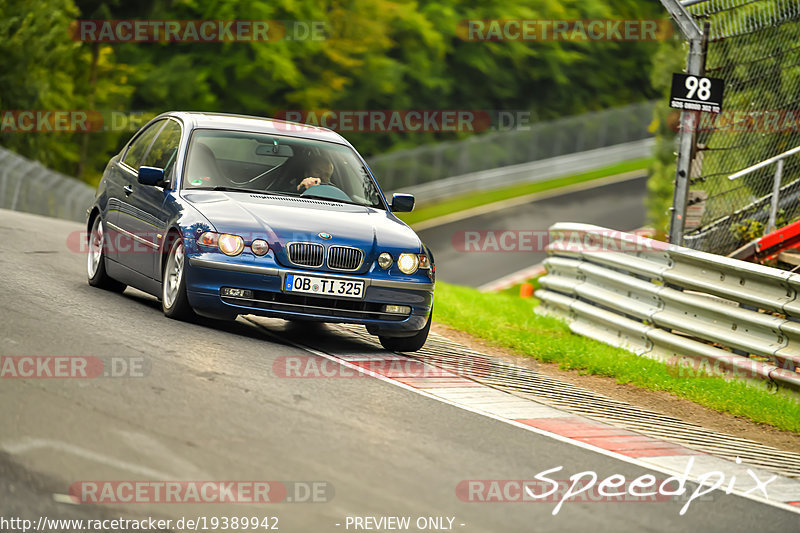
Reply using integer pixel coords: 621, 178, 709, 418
378, 308, 432, 352
87, 215, 126, 293
162, 236, 196, 321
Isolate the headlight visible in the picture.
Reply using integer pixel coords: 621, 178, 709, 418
218, 234, 245, 256
397, 253, 420, 274
251, 239, 270, 256
418, 254, 430, 269
378, 252, 393, 269
197, 231, 245, 256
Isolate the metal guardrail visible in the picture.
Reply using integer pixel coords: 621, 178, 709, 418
368, 101, 656, 193
535, 223, 800, 394
0, 146, 95, 223
728, 143, 800, 233
388, 139, 654, 204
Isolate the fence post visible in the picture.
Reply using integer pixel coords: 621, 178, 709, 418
769, 159, 784, 232
659, 0, 705, 246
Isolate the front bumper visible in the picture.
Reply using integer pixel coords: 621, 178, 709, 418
185, 256, 434, 334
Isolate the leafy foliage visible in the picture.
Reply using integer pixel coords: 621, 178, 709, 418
1, 0, 664, 183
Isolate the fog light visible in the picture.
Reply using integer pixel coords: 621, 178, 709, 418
378, 252, 393, 269
251, 239, 269, 256
221, 287, 253, 299
382, 304, 411, 315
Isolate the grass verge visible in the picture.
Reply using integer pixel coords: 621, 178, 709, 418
434, 281, 800, 433
397, 157, 653, 227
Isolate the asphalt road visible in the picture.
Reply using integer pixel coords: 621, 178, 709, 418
1, 208, 796, 532
417, 175, 648, 287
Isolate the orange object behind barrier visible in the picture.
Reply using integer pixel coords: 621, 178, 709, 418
519, 282, 534, 298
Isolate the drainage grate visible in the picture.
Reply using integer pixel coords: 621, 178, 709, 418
334, 324, 800, 480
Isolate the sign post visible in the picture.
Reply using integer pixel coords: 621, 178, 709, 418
658, 0, 708, 246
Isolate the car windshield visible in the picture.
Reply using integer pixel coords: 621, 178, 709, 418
182, 129, 384, 208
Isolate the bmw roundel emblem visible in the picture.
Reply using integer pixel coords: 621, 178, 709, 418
318, 232, 332, 239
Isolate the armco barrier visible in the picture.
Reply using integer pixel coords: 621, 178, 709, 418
535, 223, 800, 394
0, 145, 95, 223
388, 139, 654, 204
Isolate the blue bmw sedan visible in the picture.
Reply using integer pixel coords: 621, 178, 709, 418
86, 112, 435, 351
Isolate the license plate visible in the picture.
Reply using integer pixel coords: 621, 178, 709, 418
284, 274, 365, 299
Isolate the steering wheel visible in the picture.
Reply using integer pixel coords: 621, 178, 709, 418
300, 183, 352, 202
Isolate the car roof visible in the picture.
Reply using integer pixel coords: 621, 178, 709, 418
159, 111, 350, 146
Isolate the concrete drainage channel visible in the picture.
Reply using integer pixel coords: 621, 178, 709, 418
333, 324, 800, 480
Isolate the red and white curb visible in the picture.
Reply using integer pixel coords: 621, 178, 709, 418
250, 320, 800, 513
353, 356, 800, 511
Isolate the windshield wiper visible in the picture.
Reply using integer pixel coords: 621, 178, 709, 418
300, 194, 365, 207
191, 186, 298, 197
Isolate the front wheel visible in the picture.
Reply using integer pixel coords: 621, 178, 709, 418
378, 309, 432, 352
87, 215, 126, 292
162, 237, 195, 321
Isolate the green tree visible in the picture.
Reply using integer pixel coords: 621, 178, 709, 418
3, 0, 666, 181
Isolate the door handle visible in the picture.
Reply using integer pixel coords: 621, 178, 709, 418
123, 185, 133, 195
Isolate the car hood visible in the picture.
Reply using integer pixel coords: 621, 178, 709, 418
181, 191, 422, 271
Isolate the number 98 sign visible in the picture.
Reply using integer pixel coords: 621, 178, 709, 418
670, 73, 724, 114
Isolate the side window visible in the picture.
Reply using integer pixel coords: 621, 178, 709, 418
122, 120, 165, 169
142, 120, 182, 179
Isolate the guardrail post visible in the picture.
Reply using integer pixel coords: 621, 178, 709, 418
768, 159, 784, 232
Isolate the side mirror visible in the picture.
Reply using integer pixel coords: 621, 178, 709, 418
391, 193, 415, 213
138, 166, 165, 186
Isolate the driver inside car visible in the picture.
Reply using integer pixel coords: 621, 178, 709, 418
296, 155, 334, 191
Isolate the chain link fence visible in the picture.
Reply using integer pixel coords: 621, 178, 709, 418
0, 145, 95, 223
682, 0, 800, 254
366, 101, 656, 192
